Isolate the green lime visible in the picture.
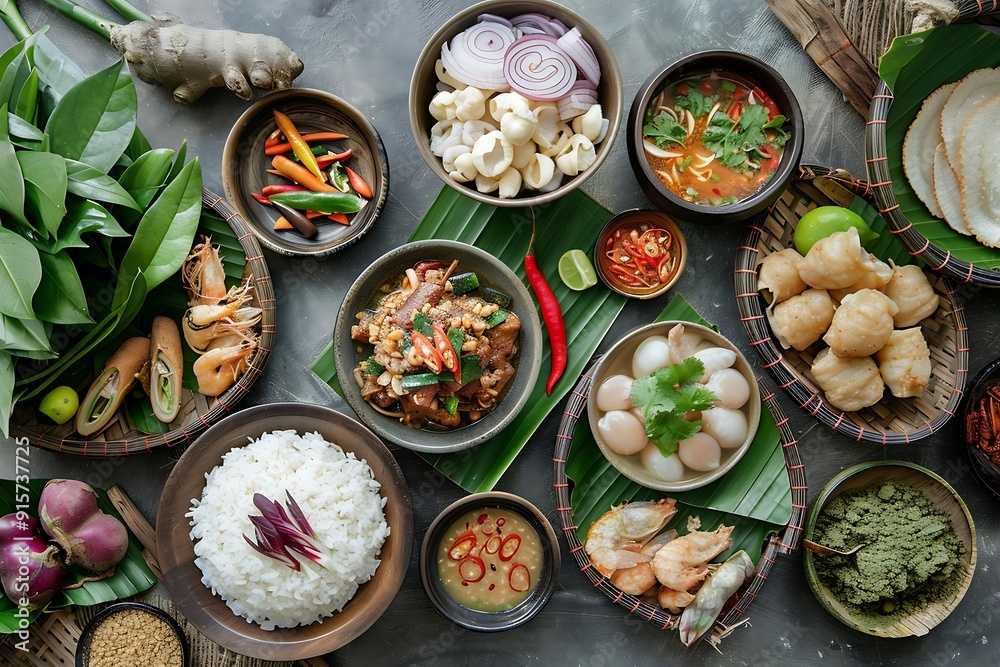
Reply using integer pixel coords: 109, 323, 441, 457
39, 386, 79, 425
558, 249, 598, 291
793, 206, 879, 255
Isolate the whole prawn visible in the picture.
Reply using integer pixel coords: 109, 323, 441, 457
193, 336, 257, 396
678, 550, 755, 646
584, 499, 677, 577
651, 524, 734, 592
183, 237, 229, 305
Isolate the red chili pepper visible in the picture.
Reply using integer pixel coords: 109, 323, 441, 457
483, 535, 502, 554
751, 87, 779, 120
727, 101, 745, 119
264, 128, 283, 148
411, 331, 443, 374
261, 184, 307, 197
316, 149, 353, 169
759, 145, 778, 174
448, 529, 477, 560
329, 212, 350, 225
508, 562, 530, 592
699, 79, 714, 94
498, 534, 521, 561
264, 131, 350, 155
524, 221, 566, 396
433, 324, 460, 374
250, 192, 270, 205
345, 166, 374, 199
677, 83, 689, 96
459, 555, 486, 583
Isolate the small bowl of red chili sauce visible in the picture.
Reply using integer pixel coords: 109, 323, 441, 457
961, 357, 1000, 498
593, 209, 687, 299
419, 492, 559, 632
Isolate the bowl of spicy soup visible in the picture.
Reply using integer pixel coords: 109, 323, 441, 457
626, 50, 803, 224
419, 492, 559, 632
593, 209, 686, 299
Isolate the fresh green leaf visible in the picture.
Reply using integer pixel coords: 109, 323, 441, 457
642, 110, 687, 148
13, 67, 37, 121
116, 148, 174, 221
123, 124, 153, 162
630, 357, 718, 457
17, 150, 67, 238
737, 103, 769, 147
0, 226, 40, 319
64, 158, 139, 209
31, 199, 128, 255
113, 158, 201, 308
165, 139, 187, 184
0, 104, 27, 226
701, 112, 743, 167
8, 110, 42, 142
0, 350, 12, 437
762, 114, 786, 130
33, 250, 92, 324
676, 88, 714, 117
44, 60, 137, 173
124, 392, 171, 434
32, 33, 85, 123
0, 47, 31, 113
0, 313, 53, 356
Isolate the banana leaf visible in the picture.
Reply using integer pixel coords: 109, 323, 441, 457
0, 478, 157, 633
311, 186, 625, 492
879, 23, 1000, 269
565, 295, 792, 564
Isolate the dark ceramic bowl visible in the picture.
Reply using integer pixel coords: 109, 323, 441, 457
803, 461, 976, 638
409, 0, 623, 207
76, 602, 190, 667
334, 240, 542, 453
419, 492, 559, 631
626, 50, 804, 224
593, 209, 687, 299
961, 358, 1000, 498
222, 88, 388, 257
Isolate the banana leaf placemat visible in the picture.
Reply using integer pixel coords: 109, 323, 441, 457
311, 186, 625, 493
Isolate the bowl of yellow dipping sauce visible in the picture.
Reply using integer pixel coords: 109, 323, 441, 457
420, 492, 559, 631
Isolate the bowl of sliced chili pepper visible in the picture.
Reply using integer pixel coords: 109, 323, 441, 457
222, 88, 389, 257
593, 209, 687, 299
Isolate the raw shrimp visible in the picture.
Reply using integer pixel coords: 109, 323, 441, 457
609, 530, 678, 595
658, 585, 696, 613
183, 237, 228, 305
651, 525, 734, 592
183, 285, 254, 351
584, 499, 677, 577
185, 307, 261, 354
678, 550, 755, 646
193, 339, 257, 396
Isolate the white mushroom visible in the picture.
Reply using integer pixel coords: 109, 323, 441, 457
455, 86, 487, 122
511, 139, 537, 170
475, 173, 499, 193
449, 152, 478, 182
430, 120, 463, 157
429, 90, 459, 121
571, 104, 604, 142
435, 59, 467, 90
471, 130, 513, 177
461, 119, 498, 147
498, 166, 522, 199
555, 134, 597, 177
500, 109, 537, 147
532, 103, 561, 150
489, 91, 532, 123
520, 153, 555, 190
442, 145, 471, 173
540, 122, 574, 158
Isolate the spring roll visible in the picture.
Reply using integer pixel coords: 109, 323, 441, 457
75, 337, 150, 436
149, 316, 183, 423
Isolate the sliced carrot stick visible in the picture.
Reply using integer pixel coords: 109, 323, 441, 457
274, 216, 294, 230
345, 166, 373, 199
330, 212, 350, 225
264, 132, 350, 155
271, 155, 336, 192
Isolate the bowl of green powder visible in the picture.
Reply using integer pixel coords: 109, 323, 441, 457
803, 461, 976, 638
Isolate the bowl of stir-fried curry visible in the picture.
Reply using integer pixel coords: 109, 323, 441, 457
335, 240, 542, 453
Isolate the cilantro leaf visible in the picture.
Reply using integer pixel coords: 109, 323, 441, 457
676, 89, 714, 117
643, 111, 688, 148
737, 104, 769, 148
629, 357, 719, 457
762, 114, 786, 130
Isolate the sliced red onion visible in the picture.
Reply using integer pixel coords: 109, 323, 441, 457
550, 18, 570, 36
568, 79, 597, 93
441, 40, 509, 90
558, 92, 598, 120
511, 13, 563, 37
477, 13, 514, 29
503, 35, 577, 101
556, 28, 601, 85
517, 25, 546, 35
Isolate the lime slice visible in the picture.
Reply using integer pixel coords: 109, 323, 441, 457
558, 249, 598, 291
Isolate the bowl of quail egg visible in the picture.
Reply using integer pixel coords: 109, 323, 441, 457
587, 321, 761, 492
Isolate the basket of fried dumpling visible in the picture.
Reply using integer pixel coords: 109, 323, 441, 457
735, 166, 968, 443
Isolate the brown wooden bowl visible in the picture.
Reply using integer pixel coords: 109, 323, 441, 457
155, 403, 412, 661
803, 461, 976, 637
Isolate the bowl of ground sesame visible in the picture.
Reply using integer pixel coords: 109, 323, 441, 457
76, 601, 189, 667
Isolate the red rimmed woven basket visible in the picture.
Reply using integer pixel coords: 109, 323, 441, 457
866, 0, 1000, 286
735, 165, 968, 444
11, 189, 276, 457
552, 364, 806, 637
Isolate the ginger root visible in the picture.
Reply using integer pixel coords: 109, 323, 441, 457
110, 17, 304, 104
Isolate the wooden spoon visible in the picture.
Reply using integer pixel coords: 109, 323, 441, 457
803, 538, 867, 557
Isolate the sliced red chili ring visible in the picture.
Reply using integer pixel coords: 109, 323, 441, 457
411, 331, 443, 374
483, 535, 502, 554
432, 324, 460, 374
498, 534, 521, 561
459, 555, 486, 583
449, 529, 477, 560
508, 563, 531, 592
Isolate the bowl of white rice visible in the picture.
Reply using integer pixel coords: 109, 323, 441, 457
156, 403, 413, 661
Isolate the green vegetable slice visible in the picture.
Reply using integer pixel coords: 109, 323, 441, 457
411, 312, 433, 337
450, 272, 480, 295
442, 395, 459, 416
480, 287, 511, 308
484, 308, 508, 328
460, 354, 482, 385
363, 355, 385, 376
642, 111, 687, 148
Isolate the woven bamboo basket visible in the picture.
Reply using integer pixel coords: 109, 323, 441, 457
866, 1, 1000, 286
734, 165, 968, 443
552, 365, 806, 639
10, 190, 276, 457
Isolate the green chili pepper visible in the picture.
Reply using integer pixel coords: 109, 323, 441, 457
268, 190, 363, 213
329, 162, 351, 192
